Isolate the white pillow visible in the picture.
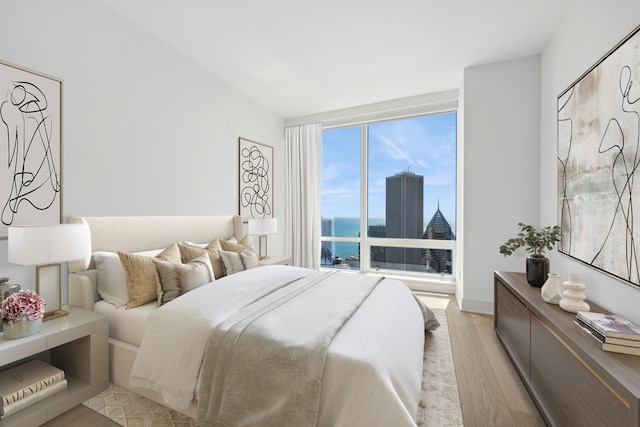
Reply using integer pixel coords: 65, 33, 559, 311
93, 251, 129, 308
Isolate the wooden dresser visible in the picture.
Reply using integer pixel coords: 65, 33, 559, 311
494, 271, 640, 427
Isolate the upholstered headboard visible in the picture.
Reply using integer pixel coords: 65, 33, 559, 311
68, 215, 244, 272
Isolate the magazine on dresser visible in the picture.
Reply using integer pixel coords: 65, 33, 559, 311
576, 311, 640, 341
574, 319, 640, 356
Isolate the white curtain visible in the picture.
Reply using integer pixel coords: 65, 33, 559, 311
285, 123, 322, 269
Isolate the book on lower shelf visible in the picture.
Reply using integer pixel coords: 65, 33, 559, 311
574, 319, 640, 356
0, 379, 67, 418
0, 359, 65, 410
576, 311, 640, 340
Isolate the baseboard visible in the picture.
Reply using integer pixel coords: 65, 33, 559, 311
457, 295, 494, 315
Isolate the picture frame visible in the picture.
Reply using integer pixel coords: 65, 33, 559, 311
238, 137, 273, 220
0, 60, 62, 239
557, 24, 640, 287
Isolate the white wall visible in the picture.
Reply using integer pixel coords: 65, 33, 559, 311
458, 55, 542, 313
540, 0, 640, 324
0, 1, 285, 295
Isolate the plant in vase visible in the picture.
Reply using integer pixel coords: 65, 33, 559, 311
499, 223, 562, 287
1, 289, 45, 339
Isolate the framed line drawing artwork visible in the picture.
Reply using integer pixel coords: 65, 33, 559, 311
557, 24, 640, 287
239, 137, 273, 220
0, 60, 62, 239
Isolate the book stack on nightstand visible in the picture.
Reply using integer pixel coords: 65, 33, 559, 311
0, 359, 67, 419
574, 311, 640, 356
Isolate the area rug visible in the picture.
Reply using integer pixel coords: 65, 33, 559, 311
83, 309, 462, 427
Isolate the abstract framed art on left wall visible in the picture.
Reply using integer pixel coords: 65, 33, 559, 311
0, 60, 62, 238
238, 137, 273, 221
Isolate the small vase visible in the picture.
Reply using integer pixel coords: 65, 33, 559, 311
559, 274, 590, 313
526, 255, 549, 287
541, 273, 563, 304
2, 316, 42, 340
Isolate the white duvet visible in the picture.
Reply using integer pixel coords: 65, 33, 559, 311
129, 265, 426, 427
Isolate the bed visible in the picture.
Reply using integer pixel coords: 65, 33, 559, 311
67, 215, 438, 427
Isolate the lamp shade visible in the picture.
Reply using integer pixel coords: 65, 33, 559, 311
248, 218, 278, 236
8, 224, 86, 266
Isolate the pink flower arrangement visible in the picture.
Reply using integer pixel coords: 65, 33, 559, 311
1, 290, 45, 323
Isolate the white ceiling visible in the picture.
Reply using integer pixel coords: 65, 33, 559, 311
101, 0, 578, 119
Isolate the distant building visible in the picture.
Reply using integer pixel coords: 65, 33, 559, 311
321, 218, 333, 265
368, 224, 386, 264
385, 171, 423, 268
423, 204, 455, 273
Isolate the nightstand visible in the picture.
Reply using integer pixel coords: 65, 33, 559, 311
0, 307, 108, 426
259, 256, 292, 266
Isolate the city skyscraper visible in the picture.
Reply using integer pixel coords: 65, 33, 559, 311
423, 204, 455, 273
385, 171, 423, 267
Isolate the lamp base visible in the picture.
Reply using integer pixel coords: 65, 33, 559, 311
43, 308, 69, 322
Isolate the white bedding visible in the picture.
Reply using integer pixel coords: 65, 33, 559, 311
129, 265, 427, 427
93, 300, 155, 346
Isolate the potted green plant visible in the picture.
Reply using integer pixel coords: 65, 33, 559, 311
499, 223, 562, 287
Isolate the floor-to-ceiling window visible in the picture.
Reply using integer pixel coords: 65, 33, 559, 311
321, 112, 457, 277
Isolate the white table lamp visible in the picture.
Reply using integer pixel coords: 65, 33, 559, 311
8, 224, 86, 320
248, 218, 277, 260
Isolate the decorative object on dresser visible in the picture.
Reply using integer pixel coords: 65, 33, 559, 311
540, 272, 563, 304
499, 222, 562, 287
1, 289, 45, 339
7, 224, 86, 320
247, 217, 277, 259
558, 274, 590, 313
0, 60, 63, 239
494, 271, 640, 427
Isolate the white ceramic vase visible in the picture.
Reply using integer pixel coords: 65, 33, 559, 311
541, 273, 563, 304
2, 316, 42, 340
558, 274, 590, 313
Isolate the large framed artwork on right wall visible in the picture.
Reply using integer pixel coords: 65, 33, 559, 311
558, 24, 640, 288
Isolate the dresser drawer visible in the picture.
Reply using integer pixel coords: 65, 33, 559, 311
496, 279, 531, 379
531, 316, 629, 427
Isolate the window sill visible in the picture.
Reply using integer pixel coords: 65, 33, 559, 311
320, 267, 457, 294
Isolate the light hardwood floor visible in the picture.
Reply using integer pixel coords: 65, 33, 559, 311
446, 296, 547, 427
43, 404, 117, 427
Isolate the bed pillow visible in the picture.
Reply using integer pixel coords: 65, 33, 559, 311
417, 299, 441, 332
119, 243, 181, 309
178, 240, 225, 279
93, 251, 129, 308
219, 235, 255, 252
219, 247, 259, 275
153, 253, 215, 305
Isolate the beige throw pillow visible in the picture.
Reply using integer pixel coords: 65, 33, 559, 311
219, 247, 259, 275
153, 253, 214, 305
219, 235, 255, 252
119, 243, 181, 309
178, 240, 225, 279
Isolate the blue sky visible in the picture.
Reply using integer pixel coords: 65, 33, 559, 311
321, 112, 457, 229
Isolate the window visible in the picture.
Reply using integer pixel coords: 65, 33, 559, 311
321, 112, 456, 277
